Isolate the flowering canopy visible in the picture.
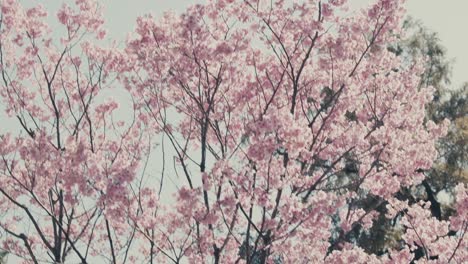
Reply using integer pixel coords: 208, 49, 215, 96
0, 0, 466, 263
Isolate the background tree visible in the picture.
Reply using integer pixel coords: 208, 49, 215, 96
348, 16, 468, 259
398, 17, 467, 191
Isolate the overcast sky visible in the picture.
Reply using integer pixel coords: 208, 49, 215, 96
406, 0, 467, 89
98, 0, 467, 88
5, 0, 467, 112
0, 1, 464, 146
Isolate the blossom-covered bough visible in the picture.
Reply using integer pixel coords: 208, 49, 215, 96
0, 0, 148, 263
0, 0, 466, 263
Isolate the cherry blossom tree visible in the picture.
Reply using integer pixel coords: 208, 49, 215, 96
0, 0, 466, 263
0, 1, 149, 263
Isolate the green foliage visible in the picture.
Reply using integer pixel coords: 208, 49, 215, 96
347, 17, 467, 257
431, 85, 468, 188
396, 17, 452, 91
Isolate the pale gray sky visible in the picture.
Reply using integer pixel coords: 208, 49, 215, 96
97, 0, 467, 87
406, 0, 467, 89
